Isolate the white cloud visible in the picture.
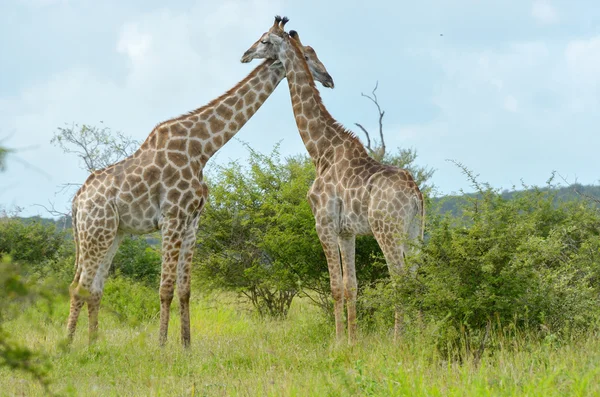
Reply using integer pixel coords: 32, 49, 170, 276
531, 1, 559, 25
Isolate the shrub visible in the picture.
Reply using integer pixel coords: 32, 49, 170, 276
111, 236, 161, 287
361, 171, 600, 356
102, 277, 160, 326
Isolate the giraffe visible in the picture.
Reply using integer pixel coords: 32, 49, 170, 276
241, 19, 425, 343
66, 17, 334, 348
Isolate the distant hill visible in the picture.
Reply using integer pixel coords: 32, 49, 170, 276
432, 183, 600, 216
14, 184, 600, 232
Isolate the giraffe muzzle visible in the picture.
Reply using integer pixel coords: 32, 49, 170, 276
322, 73, 334, 88
241, 49, 255, 63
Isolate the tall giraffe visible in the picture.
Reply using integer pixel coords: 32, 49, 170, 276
66, 18, 333, 348
241, 19, 424, 343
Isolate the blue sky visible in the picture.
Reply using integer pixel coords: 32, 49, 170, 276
1, 0, 599, 217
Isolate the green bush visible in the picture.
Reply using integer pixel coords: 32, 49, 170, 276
0, 216, 65, 266
111, 236, 161, 287
361, 171, 600, 355
102, 277, 160, 326
196, 144, 327, 317
0, 256, 55, 390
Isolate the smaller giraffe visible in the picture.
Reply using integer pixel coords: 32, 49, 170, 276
242, 19, 424, 343
66, 17, 333, 347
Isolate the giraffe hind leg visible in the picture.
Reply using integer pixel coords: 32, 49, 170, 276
87, 233, 123, 344
66, 210, 119, 344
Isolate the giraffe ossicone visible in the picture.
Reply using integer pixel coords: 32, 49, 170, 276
242, 16, 425, 344
66, 18, 334, 348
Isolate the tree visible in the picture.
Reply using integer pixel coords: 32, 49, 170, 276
195, 143, 328, 317
51, 122, 139, 174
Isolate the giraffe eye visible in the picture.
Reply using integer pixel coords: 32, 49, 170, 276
304, 55, 309, 61
261, 40, 268, 45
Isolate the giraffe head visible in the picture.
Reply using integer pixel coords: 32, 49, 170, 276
241, 16, 334, 88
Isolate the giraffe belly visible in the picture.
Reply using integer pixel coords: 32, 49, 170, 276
339, 212, 372, 236
115, 197, 160, 234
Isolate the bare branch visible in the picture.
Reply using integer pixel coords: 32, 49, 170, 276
355, 81, 386, 160
353, 122, 373, 154
32, 201, 71, 218
51, 122, 139, 173
557, 172, 600, 205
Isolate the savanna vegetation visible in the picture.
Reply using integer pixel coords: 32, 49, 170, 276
1, 104, 599, 395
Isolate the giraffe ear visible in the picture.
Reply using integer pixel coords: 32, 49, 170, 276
289, 30, 303, 45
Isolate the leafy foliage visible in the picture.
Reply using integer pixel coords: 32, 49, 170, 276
196, 144, 327, 317
0, 215, 65, 266
102, 277, 160, 325
111, 236, 162, 288
362, 169, 600, 357
0, 256, 55, 391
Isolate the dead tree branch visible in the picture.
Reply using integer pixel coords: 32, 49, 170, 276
354, 81, 386, 160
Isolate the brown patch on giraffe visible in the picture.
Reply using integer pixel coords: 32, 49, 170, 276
162, 164, 177, 184
167, 138, 187, 152
188, 139, 203, 157
237, 83, 250, 96
224, 96, 238, 107
190, 123, 210, 141
245, 90, 257, 105
167, 151, 187, 167
216, 104, 234, 120
131, 182, 147, 197
143, 165, 161, 186
234, 99, 244, 112
177, 180, 190, 191
180, 120, 194, 129
180, 191, 194, 205
213, 135, 223, 147
234, 112, 245, 126
208, 116, 225, 133
171, 123, 187, 137
120, 192, 133, 204
181, 167, 193, 180
156, 127, 169, 149
155, 151, 167, 168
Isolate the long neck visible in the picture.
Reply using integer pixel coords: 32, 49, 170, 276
281, 41, 364, 169
143, 60, 285, 165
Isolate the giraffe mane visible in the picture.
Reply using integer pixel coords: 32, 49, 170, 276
287, 37, 369, 155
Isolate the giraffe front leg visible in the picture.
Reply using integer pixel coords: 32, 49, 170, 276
177, 218, 199, 348
316, 227, 344, 341
339, 235, 357, 344
159, 262, 177, 347
159, 218, 186, 346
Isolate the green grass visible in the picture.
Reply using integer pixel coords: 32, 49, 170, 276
1, 295, 600, 396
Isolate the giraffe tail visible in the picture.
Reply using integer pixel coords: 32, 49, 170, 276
71, 204, 82, 285
407, 193, 424, 246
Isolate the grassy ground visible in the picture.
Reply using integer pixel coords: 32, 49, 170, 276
1, 295, 599, 396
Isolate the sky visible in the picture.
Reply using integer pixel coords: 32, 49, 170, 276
1, 0, 599, 217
